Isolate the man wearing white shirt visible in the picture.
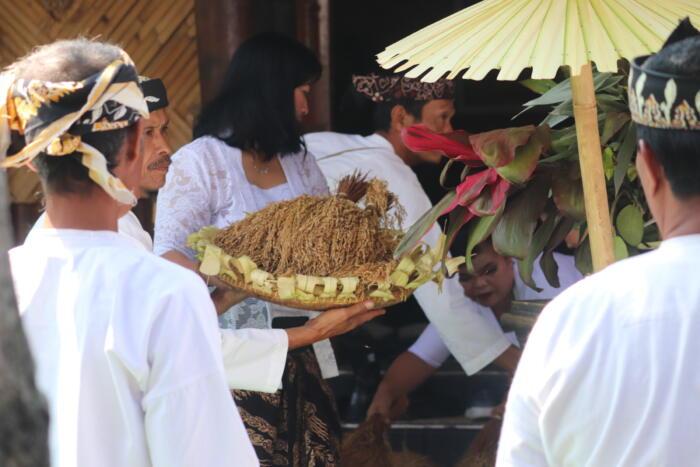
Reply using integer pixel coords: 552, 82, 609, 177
3, 39, 258, 467
497, 22, 700, 466
306, 74, 519, 406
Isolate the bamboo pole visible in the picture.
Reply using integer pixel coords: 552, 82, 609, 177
570, 63, 615, 271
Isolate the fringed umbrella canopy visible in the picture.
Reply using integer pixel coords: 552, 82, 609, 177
377, 0, 700, 81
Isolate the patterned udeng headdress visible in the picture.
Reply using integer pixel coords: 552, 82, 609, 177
628, 18, 700, 132
0, 52, 149, 205
352, 73, 454, 103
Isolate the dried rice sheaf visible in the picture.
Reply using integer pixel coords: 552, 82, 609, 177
187, 175, 450, 310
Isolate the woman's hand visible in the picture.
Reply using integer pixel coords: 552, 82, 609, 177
286, 301, 385, 349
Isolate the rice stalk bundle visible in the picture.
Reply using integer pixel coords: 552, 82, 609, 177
188, 175, 454, 310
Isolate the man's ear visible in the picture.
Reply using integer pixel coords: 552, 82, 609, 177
27, 160, 38, 173
123, 119, 145, 163
636, 139, 664, 196
390, 105, 411, 132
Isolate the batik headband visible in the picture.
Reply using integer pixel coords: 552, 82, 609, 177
628, 18, 700, 131
0, 55, 149, 205
353, 73, 454, 103
139, 76, 169, 112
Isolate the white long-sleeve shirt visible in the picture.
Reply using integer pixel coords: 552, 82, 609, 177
497, 234, 700, 466
409, 253, 581, 368
119, 210, 289, 392
305, 131, 512, 375
34, 211, 290, 393
10, 228, 258, 467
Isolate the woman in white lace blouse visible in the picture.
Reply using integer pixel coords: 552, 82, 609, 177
153, 33, 382, 466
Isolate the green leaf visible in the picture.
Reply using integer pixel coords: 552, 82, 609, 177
464, 205, 505, 273
443, 205, 472, 264
603, 147, 615, 180
614, 123, 637, 195
551, 164, 586, 221
596, 94, 628, 112
539, 251, 560, 288
522, 78, 572, 107
517, 212, 559, 291
614, 235, 629, 260
601, 112, 630, 145
551, 126, 577, 153
520, 79, 557, 95
575, 237, 593, 275
468, 126, 535, 168
616, 204, 644, 246
497, 126, 550, 184
492, 179, 550, 259
395, 191, 455, 258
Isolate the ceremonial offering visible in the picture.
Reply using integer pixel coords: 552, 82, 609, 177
188, 175, 454, 310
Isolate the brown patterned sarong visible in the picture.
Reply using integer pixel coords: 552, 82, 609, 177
233, 347, 341, 466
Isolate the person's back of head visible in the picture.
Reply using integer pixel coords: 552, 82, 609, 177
635, 35, 700, 200
194, 32, 321, 160
6, 39, 137, 198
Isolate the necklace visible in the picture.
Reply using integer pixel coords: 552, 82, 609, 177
252, 162, 270, 175
247, 152, 271, 175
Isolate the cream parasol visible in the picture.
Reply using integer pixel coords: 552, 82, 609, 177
377, 0, 700, 271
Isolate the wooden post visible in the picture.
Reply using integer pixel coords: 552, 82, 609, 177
296, 0, 332, 131
571, 63, 615, 271
194, 0, 254, 105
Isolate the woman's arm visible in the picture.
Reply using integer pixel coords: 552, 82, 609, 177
161, 249, 248, 311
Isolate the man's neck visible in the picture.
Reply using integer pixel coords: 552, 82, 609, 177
43, 189, 122, 232
660, 197, 700, 240
375, 130, 420, 166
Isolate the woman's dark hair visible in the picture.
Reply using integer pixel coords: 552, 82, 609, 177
638, 36, 700, 198
194, 33, 322, 161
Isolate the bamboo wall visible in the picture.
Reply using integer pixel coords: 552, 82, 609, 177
0, 0, 201, 153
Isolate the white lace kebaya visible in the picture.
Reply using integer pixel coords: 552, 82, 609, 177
154, 136, 338, 378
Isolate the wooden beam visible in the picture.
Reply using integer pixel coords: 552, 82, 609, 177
296, 0, 331, 131
194, 0, 254, 105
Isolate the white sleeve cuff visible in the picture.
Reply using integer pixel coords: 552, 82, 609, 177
220, 328, 289, 393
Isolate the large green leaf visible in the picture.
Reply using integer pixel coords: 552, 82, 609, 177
522, 78, 572, 107
469, 126, 535, 168
616, 204, 644, 246
538, 216, 576, 288
395, 191, 455, 258
520, 79, 557, 95
596, 94, 628, 112
517, 211, 559, 291
551, 126, 577, 153
601, 112, 630, 145
551, 163, 586, 221
497, 126, 550, 184
492, 179, 550, 259
464, 205, 505, 273
614, 235, 629, 260
575, 237, 593, 275
614, 123, 637, 195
